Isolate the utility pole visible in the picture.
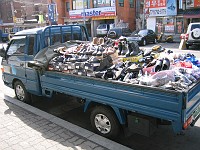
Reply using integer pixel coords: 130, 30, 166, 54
83, 0, 86, 25
10, 0, 16, 24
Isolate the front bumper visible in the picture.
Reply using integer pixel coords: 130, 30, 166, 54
186, 40, 200, 45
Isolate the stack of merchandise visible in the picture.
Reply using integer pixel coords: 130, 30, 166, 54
47, 37, 200, 91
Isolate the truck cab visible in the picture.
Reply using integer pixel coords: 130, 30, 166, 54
1, 25, 89, 100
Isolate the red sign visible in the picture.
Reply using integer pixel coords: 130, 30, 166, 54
194, 0, 200, 7
145, 0, 166, 8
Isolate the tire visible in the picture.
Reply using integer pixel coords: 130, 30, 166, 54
108, 31, 117, 39
142, 39, 147, 46
90, 106, 121, 138
191, 28, 200, 39
14, 81, 31, 103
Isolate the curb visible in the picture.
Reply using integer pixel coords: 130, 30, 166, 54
1, 93, 132, 150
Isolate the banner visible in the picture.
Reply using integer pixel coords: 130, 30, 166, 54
145, 0, 166, 8
69, 7, 116, 19
147, 0, 177, 16
48, 4, 57, 22
186, 0, 200, 8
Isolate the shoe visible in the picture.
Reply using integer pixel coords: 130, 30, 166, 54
81, 55, 89, 62
69, 55, 79, 63
162, 58, 170, 70
126, 63, 141, 73
92, 46, 99, 56
103, 69, 115, 80
129, 42, 140, 56
98, 38, 104, 45
86, 45, 96, 55
93, 37, 98, 45
118, 42, 123, 55
154, 59, 163, 72
88, 56, 101, 66
96, 46, 103, 56
95, 71, 105, 78
107, 47, 115, 55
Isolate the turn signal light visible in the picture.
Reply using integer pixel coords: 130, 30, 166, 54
185, 34, 189, 40
183, 116, 193, 129
1, 67, 4, 73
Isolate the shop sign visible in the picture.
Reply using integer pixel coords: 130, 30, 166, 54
149, 7, 167, 16
145, 0, 166, 8
186, 0, 200, 8
69, 7, 116, 19
92, 16, 116, 20
164, 25, 174, 33
15, 18, 24, 24
147, 0, 177, 16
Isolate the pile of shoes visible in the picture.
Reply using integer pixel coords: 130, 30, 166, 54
47, 37, 200, 91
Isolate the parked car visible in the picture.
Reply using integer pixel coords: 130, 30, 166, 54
126, 29, 157, 46
107, 27, 132, 39
96, 24, 114, 37
184, 22, 200, 49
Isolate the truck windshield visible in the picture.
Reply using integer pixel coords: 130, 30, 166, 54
7, 36, 26, 55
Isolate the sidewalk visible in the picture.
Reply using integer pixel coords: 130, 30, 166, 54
0, 93, 132, 150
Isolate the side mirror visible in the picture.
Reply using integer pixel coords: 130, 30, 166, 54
0, 46, 6, 59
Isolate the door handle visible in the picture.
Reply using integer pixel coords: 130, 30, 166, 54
20, 63, 24, 67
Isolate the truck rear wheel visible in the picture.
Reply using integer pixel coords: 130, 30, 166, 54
14, 81, 31, 103
90, 106, 121, 138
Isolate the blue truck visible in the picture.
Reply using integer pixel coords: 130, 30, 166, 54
1, 24, 200, 138
0, 30, 10, 42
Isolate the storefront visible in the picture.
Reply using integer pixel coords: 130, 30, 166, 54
68, 1, 116, 37
145, 0, 179, 35
155, 16, 184, 34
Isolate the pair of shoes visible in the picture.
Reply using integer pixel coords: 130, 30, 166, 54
85, 45, 96, 55
92, 46, 104, 56
126, 42, 140, 57
154, 58, 170, 72
93, 37, 105, 45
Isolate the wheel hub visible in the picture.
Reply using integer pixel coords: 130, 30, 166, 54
16, 85, 25, 101
94, 114, 111, 134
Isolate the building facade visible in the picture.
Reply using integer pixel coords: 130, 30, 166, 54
0, 0, 48, 33
53, 0, 137, 37
144, 0, 200, 36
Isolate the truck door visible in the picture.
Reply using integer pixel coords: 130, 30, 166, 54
2, 36, 27, 87
24, 35, 42, 95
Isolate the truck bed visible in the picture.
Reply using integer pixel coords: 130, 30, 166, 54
40, 71, 200, 133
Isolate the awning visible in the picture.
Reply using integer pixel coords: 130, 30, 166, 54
183, 9, 200, 18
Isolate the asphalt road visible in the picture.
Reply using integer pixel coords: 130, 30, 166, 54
1, 42, 200, 150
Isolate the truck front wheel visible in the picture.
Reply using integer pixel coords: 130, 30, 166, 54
14, 81, 31, 103
90, 106, 121, 138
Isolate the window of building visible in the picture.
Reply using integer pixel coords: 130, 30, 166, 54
156, 18, 163, 34
93, 0, 112, 8
119, 0, 124, 7
163, 17, 175, 33
129, 0, 134, 8
66, 2, 70, 12
176, 17, 184, 34
72, 0, 90, 10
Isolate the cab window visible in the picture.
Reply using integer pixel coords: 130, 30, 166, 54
27, 35, 35, 55
7, 36, 26, 56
